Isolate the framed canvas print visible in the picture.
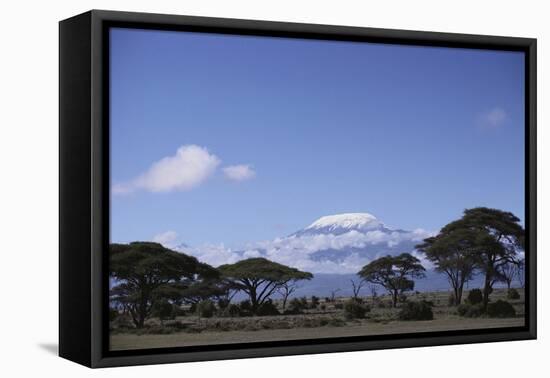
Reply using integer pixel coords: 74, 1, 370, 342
59, 10, 537, 368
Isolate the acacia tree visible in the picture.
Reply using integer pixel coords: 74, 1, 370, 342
109, 242, 218, 328
358, 253, 425, 308
219, 258, 313, 314
416, 229, 477, 305
441, 207, 524, 310
277, 279, 302, 310
350, 278, 367, 300
497, 261, 520, 290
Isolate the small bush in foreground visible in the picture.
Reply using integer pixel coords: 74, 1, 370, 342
487, 300, 516, 318
507, 288, 520, 300
227, 304, 240, 317
467, 289, 483, 305
256, 300, 280, 316
457, 303, 484, 318
344, 299, 370, 319
196, 300, 216, 318
398, 301, 433, 321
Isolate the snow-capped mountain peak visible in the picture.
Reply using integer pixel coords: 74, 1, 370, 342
306, 213, 382, 232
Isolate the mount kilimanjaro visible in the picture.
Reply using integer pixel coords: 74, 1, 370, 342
173, 213, 473, 296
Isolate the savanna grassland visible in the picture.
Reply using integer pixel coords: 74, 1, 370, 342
110, 288, 524, 350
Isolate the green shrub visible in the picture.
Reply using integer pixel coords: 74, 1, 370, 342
288, 297, 308, 313
334, 302, 344, 310
238, 300, 253, 316
457, 303, 484, 318
109, 308, 119, 321
256, 300, 280, 316
507, 288, 520, 300
344, 299, 370, 319
196, 300, 216, 318
218, 298, 230, 309
467, 289, 483, 305
487, 300, 516, 318
153, 299, 175, 321
398, 301, 433, 321
320, 304, 327, 311
227, 304, 240, 317
310, 296, 320, 309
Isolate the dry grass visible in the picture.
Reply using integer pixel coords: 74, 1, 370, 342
110, 288, 525, 351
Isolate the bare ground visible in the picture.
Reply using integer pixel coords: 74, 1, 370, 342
110, 316, 524, 351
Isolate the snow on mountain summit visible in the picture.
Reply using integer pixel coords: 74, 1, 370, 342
306, 213, 382, 231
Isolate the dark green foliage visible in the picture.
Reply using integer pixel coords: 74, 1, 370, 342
152, 298, 175, 321
358, 253, 426, 307
256, 299, 280, 316
238, 300, 253, 317
310, 295, 320, 309
343, 299, 370, 319
227, 304, 241, 317
416, 228, 478, 306
109, 242, 218, 328
467, 289, 483, 305
287, 297, 308, 313
507, 288, 520, 300
398, 301, 434, 321
457, 303, 484, 318
196, 300, 216, 318
109, 308, 119, 321
487, 300, 516, 318
217, 298, 230, 309
334, 302, 344, 310
219, 258, 313, 315
440, 207, 525, 310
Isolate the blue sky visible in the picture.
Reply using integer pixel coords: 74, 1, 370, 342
110, 27, 525, 249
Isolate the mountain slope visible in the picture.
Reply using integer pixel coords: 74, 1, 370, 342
178, 212, 433, 275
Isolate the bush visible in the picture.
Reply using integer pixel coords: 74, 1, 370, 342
310, 296, 320, 309
487, 300, 516, 318
256, 299, 280, 316
227, 304, 241, 317
507, 288, 520, 300
196, 300, 216, 318
334, 302, 344, 310
288, 297, 308, 313
218, 298, 230, 309
398, 301, 433, 321
238, 300, 253, 317
344, 299, 370, 319
457, 303, 484, 318
467, 289, 483, 305
153, 299, 175, 321
109, 308, 119, 321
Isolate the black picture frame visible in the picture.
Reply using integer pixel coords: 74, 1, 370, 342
59, 9, 537, 368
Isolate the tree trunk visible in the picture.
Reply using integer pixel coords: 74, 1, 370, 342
457, 284, 464, 306
482, 273, 492, 311
391, 290, 398, 308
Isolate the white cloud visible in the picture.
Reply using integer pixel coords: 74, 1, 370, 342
223, 164, 256, 182
477, 107, 508, 129
181, 228, 434, 274
113, 145, 220, 194
152, 230, 178, 248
